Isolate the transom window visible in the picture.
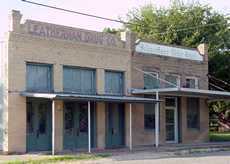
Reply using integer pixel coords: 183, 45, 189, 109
144, 72, 159, 89
105, 71, 124, 95
26, 63, 53, 92
63, 66, 96, 94
185, 77, 198, 89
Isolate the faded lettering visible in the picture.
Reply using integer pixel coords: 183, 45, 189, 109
27, 22, 117, 47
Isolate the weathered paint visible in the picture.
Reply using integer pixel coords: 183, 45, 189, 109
63, 67, 96, 94
63, 102, 96, 150
26, 20, 124, 48
26, 63, 53, 92
106, 103, 125, 148
26, 99, 52, 152
105, 71, 124, 95
136, 42, 203, 61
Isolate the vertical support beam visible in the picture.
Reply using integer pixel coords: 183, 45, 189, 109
155, 92, 159, 148
96, 102, 106, 149
88, 101, 91, 153
52, 100, 55, 155
129, 103, 132, 151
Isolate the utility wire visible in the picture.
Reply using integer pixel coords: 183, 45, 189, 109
156, 21, 229, 35
21, 0, 135, 26
21, 0, 230, 36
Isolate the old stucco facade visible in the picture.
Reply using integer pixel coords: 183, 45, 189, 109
0, 10, 211, 153
2, 10, 134, 153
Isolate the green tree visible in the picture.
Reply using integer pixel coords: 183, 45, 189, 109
103, 27, 120, 35
116, 0, 230, 127
123, 0, 230, 84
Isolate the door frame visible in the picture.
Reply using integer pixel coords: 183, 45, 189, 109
63, 101, 97, 150
105, 103, 125, 148
26, 98, 52, 152
165, 97, 178, 144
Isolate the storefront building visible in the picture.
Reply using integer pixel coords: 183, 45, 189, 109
0, 10, 230, 154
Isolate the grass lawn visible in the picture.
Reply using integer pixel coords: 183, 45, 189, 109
209, 132, 230, 142
6, 153, 111, 164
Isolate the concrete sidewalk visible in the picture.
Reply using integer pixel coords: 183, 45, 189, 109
82, 151, 230, 164
1, 150, 230, 163
1, 142, 230, 163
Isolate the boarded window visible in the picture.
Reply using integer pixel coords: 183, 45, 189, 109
105, 71, 124, 95
63, 67, 96, 94
144, 103, 155, 130
165, 75, 179, 88
26, 63, 53, 92
144, 72, 159, 89
187, 98, 200, 129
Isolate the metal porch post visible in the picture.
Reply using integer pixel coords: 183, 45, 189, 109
129, 103, 132, 151
52, 100, 55, 155
155, 91, 159, 148
88, 101, 91, 153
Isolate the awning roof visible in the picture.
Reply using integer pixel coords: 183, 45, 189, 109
20, 92, 159, 104
131, 87, 230, 100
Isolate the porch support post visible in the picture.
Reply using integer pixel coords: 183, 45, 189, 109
52, 100, 55, 155
129, 103, 132, 151
88, 101, 91, 153
155, 91, 159, 148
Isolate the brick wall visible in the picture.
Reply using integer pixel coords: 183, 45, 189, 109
131, 44, 209, 145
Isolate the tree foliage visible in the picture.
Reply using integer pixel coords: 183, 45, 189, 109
106, 0, 230, 117
123, 0, 230, 85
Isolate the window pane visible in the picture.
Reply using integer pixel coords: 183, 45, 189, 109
187, 98, 200, 129
63, 67, 95, 94
38, 103, 47, 134
79, 104, 88, 133
186, 79, 196, 88
26, 102, 34, 134
165, 98, 176, 107
105, 71, 123, 95
64, 103, 74, 134
165, 75, 178, 88
166, 109, 174, 124
144, 73, 159, 89
144, 103, 155, 129
26, 64, 52, 92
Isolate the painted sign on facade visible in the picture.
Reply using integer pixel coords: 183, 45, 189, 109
26, 21, 122, 47
136, 42, 203, 61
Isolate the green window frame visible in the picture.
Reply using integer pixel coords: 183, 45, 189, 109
105, 70, 124, 95
26, 63, 53, 92
63, 66, 96, 94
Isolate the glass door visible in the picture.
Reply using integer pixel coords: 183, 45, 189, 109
165, 97, 178, 143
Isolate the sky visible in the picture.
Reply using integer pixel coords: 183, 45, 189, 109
0, 0, 230, 39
